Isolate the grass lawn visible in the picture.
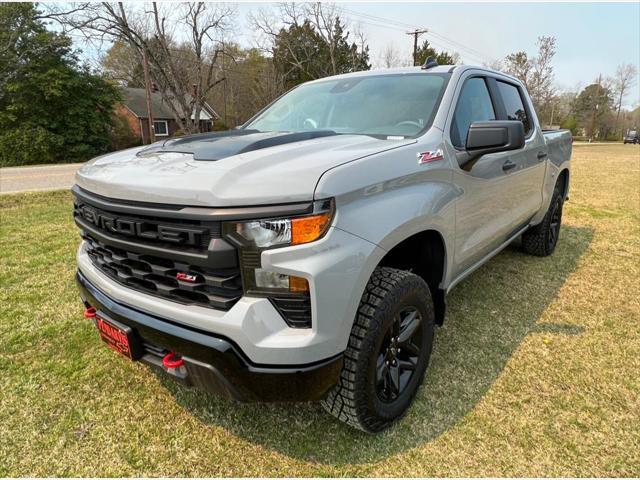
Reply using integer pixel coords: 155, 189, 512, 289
1, 144, 639, 476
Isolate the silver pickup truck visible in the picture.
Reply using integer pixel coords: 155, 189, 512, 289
73, 64, 572, 432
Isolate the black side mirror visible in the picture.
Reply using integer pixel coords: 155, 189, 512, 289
466, 120, 525, 157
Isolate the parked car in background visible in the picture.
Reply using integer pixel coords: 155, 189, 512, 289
73, 63, 572, 432
623, 130, 638, 144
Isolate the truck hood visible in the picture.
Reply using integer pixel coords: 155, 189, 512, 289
76, 131, 415, 206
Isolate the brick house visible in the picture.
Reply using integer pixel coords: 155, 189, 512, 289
117, 87, 220, 143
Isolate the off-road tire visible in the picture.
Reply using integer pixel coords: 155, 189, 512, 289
321, 267, 434, 433
522, 182, 564, 256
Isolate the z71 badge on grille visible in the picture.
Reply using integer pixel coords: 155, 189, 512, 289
176, 272, 198, 283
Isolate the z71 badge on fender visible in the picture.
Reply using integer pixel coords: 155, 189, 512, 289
417, 149, 444, 164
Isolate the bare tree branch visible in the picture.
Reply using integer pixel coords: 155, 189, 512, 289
47, 2, 236, 133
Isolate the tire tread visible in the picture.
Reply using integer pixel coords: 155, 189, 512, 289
522, 183, 563, 257
321, 267, 431, 432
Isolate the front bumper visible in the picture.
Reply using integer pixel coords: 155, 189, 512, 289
77, 223, 384, 365
77, 271, 342, 402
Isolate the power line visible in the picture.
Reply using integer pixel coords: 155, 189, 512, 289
342, 6, 498, 65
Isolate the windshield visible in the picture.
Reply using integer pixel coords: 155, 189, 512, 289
245, 73, 449, 138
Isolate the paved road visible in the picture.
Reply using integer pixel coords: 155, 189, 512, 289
0, 163, 83, 194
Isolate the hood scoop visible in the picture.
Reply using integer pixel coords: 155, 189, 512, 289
137, 130, 339, 161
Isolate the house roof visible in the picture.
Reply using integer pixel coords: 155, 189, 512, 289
121, 87, 219, 120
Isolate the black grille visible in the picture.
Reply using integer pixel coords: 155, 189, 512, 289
84, 235, 242, 310
270, 296, 312, 328
73, 200, 220, 253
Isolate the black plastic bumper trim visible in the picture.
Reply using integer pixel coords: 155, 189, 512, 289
76, 271, 343, 401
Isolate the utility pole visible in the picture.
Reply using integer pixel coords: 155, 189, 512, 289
406, 29, 428, 66
590, 74, 602, 142
222, 41, 227, 127
142, 48, 155, 144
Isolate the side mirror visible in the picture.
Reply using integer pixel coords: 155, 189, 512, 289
465, 120, 525, 158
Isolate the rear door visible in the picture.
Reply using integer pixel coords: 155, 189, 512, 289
493, 79, 546, 228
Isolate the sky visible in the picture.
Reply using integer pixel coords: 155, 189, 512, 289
71, 2, 640, 108
236, 2, 640, 106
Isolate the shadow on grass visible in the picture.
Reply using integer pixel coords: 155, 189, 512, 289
157, 225, 593, 465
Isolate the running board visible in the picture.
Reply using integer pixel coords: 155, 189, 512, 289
446, 223, 531, 293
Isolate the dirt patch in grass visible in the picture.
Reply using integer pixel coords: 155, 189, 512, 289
1, 145, 639, 476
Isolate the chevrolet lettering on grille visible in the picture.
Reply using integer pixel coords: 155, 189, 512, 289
77, 203, 207, 246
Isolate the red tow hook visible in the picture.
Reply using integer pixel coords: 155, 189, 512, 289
163, 352, 184, 369
84, 306, 97, 318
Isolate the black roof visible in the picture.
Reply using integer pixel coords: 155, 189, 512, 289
121, 88, 219, 120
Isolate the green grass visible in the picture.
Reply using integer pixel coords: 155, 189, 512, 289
1, 144, 639, 476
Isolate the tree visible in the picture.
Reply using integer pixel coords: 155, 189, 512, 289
379, 43, 407, 69
101, 40, 144, 88
554, 88, 581, 131
503, 36, 557, 122
252, 3, 370, 88
49, 2, 235, 134
504, 51, 530, 80
206, 44, 284, 127
612, 63, 638, 137
0, 3, 120, 166
574, 79, 614, 140
415, 39, 459, 66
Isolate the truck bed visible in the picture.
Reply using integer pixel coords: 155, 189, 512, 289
543, 129, 572, 168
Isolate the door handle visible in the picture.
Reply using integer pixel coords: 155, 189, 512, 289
537, 151, 548, 160
502, 160, 517, 172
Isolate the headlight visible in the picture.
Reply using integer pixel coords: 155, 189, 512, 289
232, 200, 333, 248
236, 219, 291, 248
222, 199, 334, 328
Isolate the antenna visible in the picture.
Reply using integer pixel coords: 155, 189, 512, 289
421, 57, 439, 70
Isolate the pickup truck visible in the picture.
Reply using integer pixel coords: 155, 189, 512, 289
73, 64, 572, 432
623, 130, 638, 144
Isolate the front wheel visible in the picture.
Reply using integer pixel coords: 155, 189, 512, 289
321, 267, 434, 433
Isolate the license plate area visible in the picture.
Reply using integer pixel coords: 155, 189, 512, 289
94, 314, 143, 360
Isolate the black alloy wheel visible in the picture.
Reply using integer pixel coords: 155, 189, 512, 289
376, 307, 423, 403
548, 198, 562, 250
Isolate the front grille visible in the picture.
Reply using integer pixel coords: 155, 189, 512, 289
74, 187, 316, 325
73, 200, 220, 253
84, 235, 242, 310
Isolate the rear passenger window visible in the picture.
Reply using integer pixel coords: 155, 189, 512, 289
451, 77, 496, 148
497, 81, 532, 135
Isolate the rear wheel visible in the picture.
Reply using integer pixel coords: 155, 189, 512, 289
321, 267, 434, 432
522, 183, 564, 256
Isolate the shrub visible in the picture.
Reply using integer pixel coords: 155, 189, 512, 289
109, 112, 141, 151
0, 127, 63, 167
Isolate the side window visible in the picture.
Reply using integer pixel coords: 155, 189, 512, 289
451, 77, 496, 148
496, 81, 532, 135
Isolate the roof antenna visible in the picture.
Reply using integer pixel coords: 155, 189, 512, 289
421, 56, 438, 70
